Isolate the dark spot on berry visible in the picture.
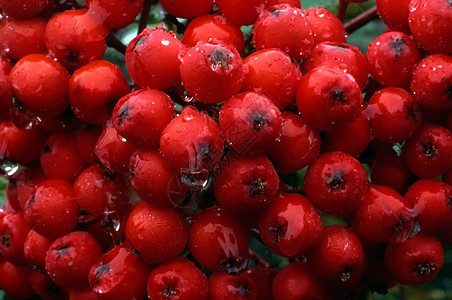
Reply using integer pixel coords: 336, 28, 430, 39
1, 233, 10, 247
237, 285, 250, 296
116, 105, 129, 126
326, 172, 345, 190
26, 193, 35, 210
447, 194, 452, 208
131, 247, 140, 257
251, 112, 270, 132
93, 263, 111, 285
271, 9, 282, 16
390, 37, 406, 60
416, 261, 437, 275
162, 286, 177, 298
42, 144, 51, 154
330, 90, 347, 104
134, 36, 148, 52
56, 246, 69, 257
198, 142, 213, 166
268, 221, 288, 243
391, 217, 406, 241
219, 256, 248, 275
422, 142, 439, 158
210, 48, 231, 71
339, 266, 352, 282
406, 105, 420, 122
249, 177, 267, 198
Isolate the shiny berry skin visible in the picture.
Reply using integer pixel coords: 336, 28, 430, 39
188, 207, 250, 275
296, 66, 363, 132
219, 91, 283, 156
86, 0, 144, 29
301, 42, 370, 90
125, 202, 188, 264
28, 269, 69, 300
258, 193, 324, 258
0, 17, 47, 60
246, 267, 278, 300
305, 7, 346, 44
376, 0, 411, 32
94, 122, 138, 176
0, 0, 49, 19
160, 0, 214, 19
322, 111, 372, 157
384, 233, 444, 285
0, 59, 11, 121
126, 27, 186, 90
24, 179, 80, 239
272, 262, 324, 300
408, 0, 452, 54
253, 4, 315, 61
213, 154, 280, 214
76, 125, 102, 165
242, 49, 302, 109
180, 41, 244, 104
0, 119, 45, 165
69, 287, 100, 300
0, 260, 35, 300
307, 225, 364, 285
23, 229, 54, 270
350, 184, 415, 243
0, 212, 31, 265
366, 87, 422, 142
10, 54, 69, 118
266, 111, 321, 174
74, 164, 124, 218
45, 231, 103, 289
405, 179, 452, 235
89, 246, 152, 300
215, 0, 263, 26
147, 257, 208, 300
366, 31, 420, 87
304, 151, 368, 216
181, 14, 245, 54
402, 123, 452, 178
44, 9, 109, 70
208, 270, 258, 300
69, 60, 130, 125
128, 149, 188, 207
160, 105, 224, 171
112, 89, 175, 148
40, 133, 87, 183
410, 54, 452, 111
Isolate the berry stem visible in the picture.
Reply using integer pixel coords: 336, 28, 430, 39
337, 0, 349, 22
164, 14, 187, 34
248, 248, 271, 268
106, 32, 127, 55
344, 6, 379, 34
138, 0, 153, 34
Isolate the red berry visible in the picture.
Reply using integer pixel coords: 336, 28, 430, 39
304, 151, 368, 216
160, 0, 214, 19
215, 0, 264, 26
0, 212, 31, 265
259, 193, 324, 258
86, 0, 144, 29
0, 260, 35, 300
23, 229, 54, 270
305, 7, 347, 44
28, 269, 69, 300
125, 202, 188, 264
0, 0, 49, 19
0, 59, 11, 121
208, 270, 258, 300
180, 41, 244, 104
376, 0, 411, 32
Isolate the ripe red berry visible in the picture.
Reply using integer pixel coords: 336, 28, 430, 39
89, 246, 152, 300
10, 54, 69, 118
181, 14, 245, 54
350, 184, 415, 243
112, 89, 175, 148
304, 151, 368, 216
366, 87, 422, 142
45, 231, 103, 289
219, 91, 283, 156
305, 7, 346, 44
23, 229, 54, 270
86, 0, 144, 29
125, 202, 188, 264
0, 59, 11, 121
0, 0, 49, 19
215, 0, 264, 26
296, 66, 363, 132
266, 111, 321, 174
208, 270, 258, 300
188, 207, 250, 275
0, 260, 35, 300
44, 9, 109, 70
0, 212, 31, 266
253, 4, 315, 61
272, 262, 324, 300
69, 60, 130, 125
160, 0, 214, 19
147, 257, 208, 300
125, 27, 186, 90
28, 269, 69, 300
259, 193, 324, 258
180, 41, 244, 104
24, 179, 80, 239
384, 233, 444, 285
242, 49, 302, 109
376, 0, 411, 32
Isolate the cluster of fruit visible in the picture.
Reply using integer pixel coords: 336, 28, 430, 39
0, 0, 451, 299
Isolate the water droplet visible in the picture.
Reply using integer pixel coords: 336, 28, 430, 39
179, 168, 209, 190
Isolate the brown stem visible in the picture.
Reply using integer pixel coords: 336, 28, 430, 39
106, 32, 127, 55
337, 0, 349, 22
164, 14, 187, 34
344, 6, 379, 34
138, 0, 152, 34
249, 248, 271, 268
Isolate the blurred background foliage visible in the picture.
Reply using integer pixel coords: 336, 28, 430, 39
1, 0, 452, 299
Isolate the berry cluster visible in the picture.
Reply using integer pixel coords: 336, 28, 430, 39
0, 0, 452, 299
